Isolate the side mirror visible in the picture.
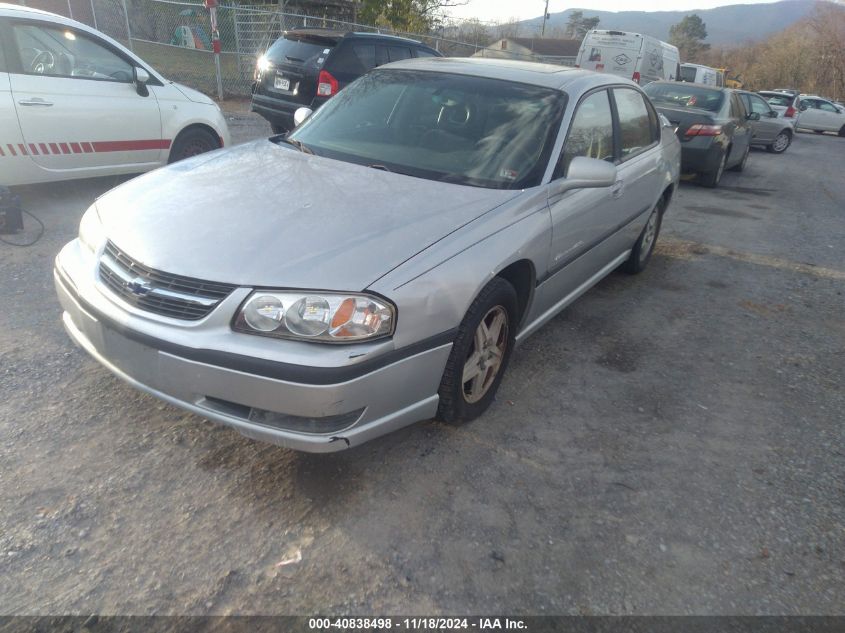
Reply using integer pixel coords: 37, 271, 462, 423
799, 104, 808, 111
293, 107, 313, 127
134, 67, 150, 97
747, 112, 761, 121
552, 157, 618, 195
767, 110, 778, 118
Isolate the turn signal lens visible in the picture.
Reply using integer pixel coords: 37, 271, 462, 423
234, 291, 395, 343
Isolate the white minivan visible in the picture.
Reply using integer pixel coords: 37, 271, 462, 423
679, 63, 724, 87
575, 30, 680, 85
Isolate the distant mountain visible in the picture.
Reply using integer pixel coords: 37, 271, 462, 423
517, 0, 832, 46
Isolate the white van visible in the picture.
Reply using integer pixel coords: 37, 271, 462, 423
680, 63, 724, 87
575, 30, 680, 85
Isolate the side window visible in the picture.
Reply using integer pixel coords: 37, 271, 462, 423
613, 88, 656, 160
387, 46, 412, 62
556, 89, 614, 179
730, 93, 746, 119
819, 101, 838, 113
414, 48, 438, 58
375, 45, 389, 67
349, 43, 376, 72
748, 95, 772, 116
12, 23, 133, 82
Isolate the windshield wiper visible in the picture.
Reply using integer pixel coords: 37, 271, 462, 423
277, 137, 313, 155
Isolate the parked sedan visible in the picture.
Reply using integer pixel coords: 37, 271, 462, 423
796, 96, 845, 136
644, 81, 753, 187
737, 90, 794, 153
54, 59, 680, 452
0, 3, 230, 187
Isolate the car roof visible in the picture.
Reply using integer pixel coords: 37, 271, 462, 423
284, 27, 425, 46
652, 80, 728, 92
0, 2, 57, 17
375, 57, 635, 91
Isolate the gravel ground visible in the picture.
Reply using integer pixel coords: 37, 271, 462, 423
0, 111, 843, 615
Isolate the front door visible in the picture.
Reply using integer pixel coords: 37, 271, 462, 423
7, 20, 163, 175
741, 92, 781, 144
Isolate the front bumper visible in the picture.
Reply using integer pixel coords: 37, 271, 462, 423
54, 241, 452, 452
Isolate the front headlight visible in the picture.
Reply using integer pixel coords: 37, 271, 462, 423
233, 291, 395, 343
78, 205, 105, 253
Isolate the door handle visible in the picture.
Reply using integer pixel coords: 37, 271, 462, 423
18, 99, 54, 107
611, 179, 624, 198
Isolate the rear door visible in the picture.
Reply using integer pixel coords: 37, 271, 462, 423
727, 92, 752, 163
798, 98, 827, 130
7, 19, 163, 173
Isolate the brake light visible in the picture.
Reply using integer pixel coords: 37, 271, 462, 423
685, 124, 723, 137
317, 70, 338, 97
632, 71, 641, 84
784, 105, 796, 118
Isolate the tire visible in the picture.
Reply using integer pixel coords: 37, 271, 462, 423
838, 126, 845, 138
729, 144, 750, 172
436, 277, 518, 424
699, 150, 726, 188
168, 128, 220, 164
621, 198, 664, 275
767, 130, 792, 153
271, 123, 289, 135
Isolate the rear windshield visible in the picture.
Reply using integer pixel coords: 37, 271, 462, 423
265, 34, 336, 65
679, 66, 697, 82
760, 93, 793, 107
644, 83, 724, 112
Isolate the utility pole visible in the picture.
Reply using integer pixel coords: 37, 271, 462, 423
541, 0, 550, 36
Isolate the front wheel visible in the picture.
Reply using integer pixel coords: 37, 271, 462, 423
838, 126, 845, 138
767, 130, 792, 153
621, 199, 664, 275
168, 128, 220, 163
436, 277, 518, 424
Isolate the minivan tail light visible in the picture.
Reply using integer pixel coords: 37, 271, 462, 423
317, 70, 338, 97
784, 105, 796, 118
632, 71, 641, 84
685, 124, 723, 137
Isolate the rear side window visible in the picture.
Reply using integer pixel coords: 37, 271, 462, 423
762, 93, 792, 107
613, 88, 656, 159
557, 89, 614, 178
387, 46, 412, 62
415, 48, 438, 58
329, 42, 375, 75
266, 35, 332, 66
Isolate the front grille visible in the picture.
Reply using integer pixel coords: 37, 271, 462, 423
98, 241, 237, 320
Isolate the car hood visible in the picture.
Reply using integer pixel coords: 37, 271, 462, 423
96, 140, 518, 290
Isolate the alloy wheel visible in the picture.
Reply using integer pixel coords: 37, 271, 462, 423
462, 306, 509, 404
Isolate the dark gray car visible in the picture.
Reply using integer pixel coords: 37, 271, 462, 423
738, 90, 794, 154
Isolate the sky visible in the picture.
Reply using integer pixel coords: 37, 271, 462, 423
445, 0, 784, 24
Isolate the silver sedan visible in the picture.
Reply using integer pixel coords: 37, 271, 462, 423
54, 58, 681, 452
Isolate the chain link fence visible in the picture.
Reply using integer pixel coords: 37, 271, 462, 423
21, 0, 489, 97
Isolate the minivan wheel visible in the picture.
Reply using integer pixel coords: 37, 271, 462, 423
168, 128, 220, 163
768, 130, 791, 153
700, 151, 726, 188
622, 199, 664, 274
436, 277, 518, 424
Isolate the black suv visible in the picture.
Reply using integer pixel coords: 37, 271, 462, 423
251, 29, 441, 133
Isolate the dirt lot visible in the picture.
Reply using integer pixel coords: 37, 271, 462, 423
1, 113, 843, 615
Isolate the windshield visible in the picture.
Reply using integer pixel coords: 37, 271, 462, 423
286, 69, 567, 189
644, 83, 724, 112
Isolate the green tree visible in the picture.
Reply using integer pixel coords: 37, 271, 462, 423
669, 14, 711, 61
359, 0, 466, 33
564, 10, 600, 39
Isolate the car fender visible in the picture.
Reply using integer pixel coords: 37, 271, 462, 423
152, 84, 230, 151
369, 190, 551, 350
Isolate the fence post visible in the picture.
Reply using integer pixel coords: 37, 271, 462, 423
120, 0, 133, 51
205, 0, 225, 100
89, 0, 98, 30
66, 0, 73, 19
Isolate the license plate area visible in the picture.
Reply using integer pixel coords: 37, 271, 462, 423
274, 75, 290, 91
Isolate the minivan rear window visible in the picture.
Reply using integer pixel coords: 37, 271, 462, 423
761, 93, 792, 107
266, 34, 335, 65
679, 66, 697, 82
644, 83, 724, 112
